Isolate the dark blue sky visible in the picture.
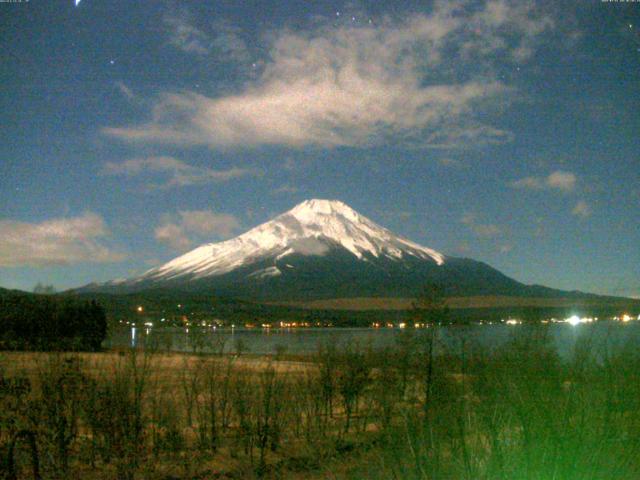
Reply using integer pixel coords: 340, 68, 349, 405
1, 0, 638, 297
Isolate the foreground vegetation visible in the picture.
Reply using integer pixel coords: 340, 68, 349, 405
1, 325, 640, 479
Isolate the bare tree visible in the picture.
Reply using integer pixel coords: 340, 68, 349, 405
411, 284, 448, 416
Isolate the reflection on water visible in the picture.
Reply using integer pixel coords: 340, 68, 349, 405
130, 327, 136, 348
106, 321, 640, 357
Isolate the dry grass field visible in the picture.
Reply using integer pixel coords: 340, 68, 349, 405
2, 328, 640, 479
0, 351, 312, 379
270, 295, 640, 311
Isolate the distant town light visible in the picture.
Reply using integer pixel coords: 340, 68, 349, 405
566, 315, 580, 326
136, 306, 143, 313
565, 315, 593, 326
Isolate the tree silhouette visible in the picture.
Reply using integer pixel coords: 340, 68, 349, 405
0, 290, 108, 351
411, 283, 449, 326
410, 283, 449, 417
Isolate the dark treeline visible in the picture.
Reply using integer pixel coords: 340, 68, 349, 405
0, 290, 107, 351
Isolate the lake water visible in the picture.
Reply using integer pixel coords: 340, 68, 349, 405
104, 321, 640, 358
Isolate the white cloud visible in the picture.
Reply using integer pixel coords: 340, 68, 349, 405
0, 213, 125, 267
472, 223, 502, 237
155, 209, 241, 250
178, 210, 240, 238
154, 222, 192, 251
546, 171, 576, 192
163, 10, 250, 63
461, 213, 502, 238
101, 156, 254, 188
105, 1, 553, 150
510, 176, 544, 190
510, 170, 577, 192
164, 10, 212, 55
572, 200, 591, 218
290, 238, 330, 256
115, 81, 135, 101
211, 19, 251, 64
272, 184, 299, 195
469, 0, 554, 62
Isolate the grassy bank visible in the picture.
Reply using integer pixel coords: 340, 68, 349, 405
1, 326, 640, 479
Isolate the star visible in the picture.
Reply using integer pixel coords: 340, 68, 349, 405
109, 59, 115, 65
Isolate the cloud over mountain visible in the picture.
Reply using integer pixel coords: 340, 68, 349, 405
155, 210, 241, 250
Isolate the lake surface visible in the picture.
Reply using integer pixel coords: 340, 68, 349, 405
104, 321, 640, 358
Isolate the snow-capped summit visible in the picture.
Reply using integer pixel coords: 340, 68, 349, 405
135, 199, 445, 285
81, 199, 544, 300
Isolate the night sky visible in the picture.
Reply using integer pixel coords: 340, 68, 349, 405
0, 0, 638, 297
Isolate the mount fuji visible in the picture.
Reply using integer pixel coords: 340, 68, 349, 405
81, 199, 585, 301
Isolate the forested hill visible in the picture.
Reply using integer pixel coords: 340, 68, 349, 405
0, 288, 107, 351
